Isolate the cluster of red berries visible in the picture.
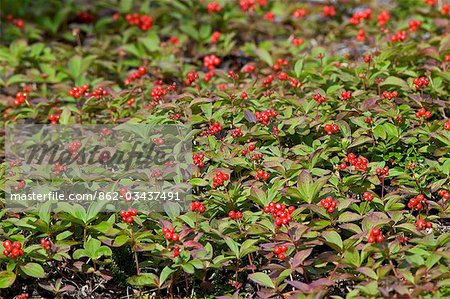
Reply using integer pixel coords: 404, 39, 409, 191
357, 29, 366, 41
17, 294, 29, 299
340, 91, 352, 101
273, 245, 288, 259
75, 11, 96, 23
263, 202, 295, 228
364, 116, 372, 124
339, 153, 368, 171
390, 30, 407, 43
210, 31, 221, 43
48, 109, 61, 125
200, 122, 223, 137
314, 94, 326, 104
320, 196, 338, 213
119, 208, 138, 223
263, 74, 275, 87
151, 169, 163, 178
255, 109, 278, 126
407, 194, 427, 211
52, 162, 68, 174
416, 219, 432, 231
251, 152, 263, 161
90, 87, 108, 99
169, 113, 181, 120
2, 240, 24, 259
14, 180, 26, 191
292, 37, 304, 47
203, 54, 221, 70
376, 166, 389, 177
14, 91, 28, 106
368, 228, 384, 243
264, 11, 275, 22
218, 83, 228, 90
277, 71, 289, 81
150, 81, 177, 102
413, 76, 429, 89
438, 189, 450, 200
171, 245, 180, 258
212, 171, 230, 188
206, 1, 222, 13
363, 192, 374, 202
350, 8, 372, 25
228, 210, 243, 219
231, 127, 244, 138
273, 58, 289, 71
444, 120, 450, 130
322, 5, 336, 17
190, 201, 205, 213
119, 187, 129, 200
242, 64, 256, 74
324, 123, 339, 135
443, 4, 450, 15
241, 143, 256, 156
152, 138, 164, 145
382, 90, 398, 100
415, 107, 432, 119
40, 238, 52, 251
193, 153, 205, 167
68, 84, 89, 99
185, 71, 199, 86
126, 98, 136, 106
254, 169, 269, 181
377, 11, 390, 27
408, 20, 422, 32
67, 140, 82, 157
151, 85, 167, 101
424, 0, 437, 7
293, 8, 307, 18
6, 15, 25, 29
125, 13, 153, 31
162, 227, 179, 242
101, 128, 112, 138
124, 66, 146, 85
238, 0, 252, 11
289, 78, 302, 88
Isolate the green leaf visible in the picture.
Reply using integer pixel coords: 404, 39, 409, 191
163, 202, 181, 220
223, 236, 240, 257
127, 273, 158, 287
159, 266, 176, 287
357, 267, 378, 280
255, 48, 273, 66
0, 271, 16, 288
190, 178, 209, 186
322, 230, 343, 251
248, 272, 276, 289
294, 59, 304, 77
114, 235, 131, 247
178, 214, 196, 228
140, 32, 160, 52
181, 263, 195, 274
67, 56, 82, 79
240, 239, 259, 258
120, 0, 133, 12
20, 263, 45, 278
338, 212, 362, 223
380, 76, 410, 90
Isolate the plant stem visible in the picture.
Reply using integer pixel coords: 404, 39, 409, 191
130, 227, 140, 275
